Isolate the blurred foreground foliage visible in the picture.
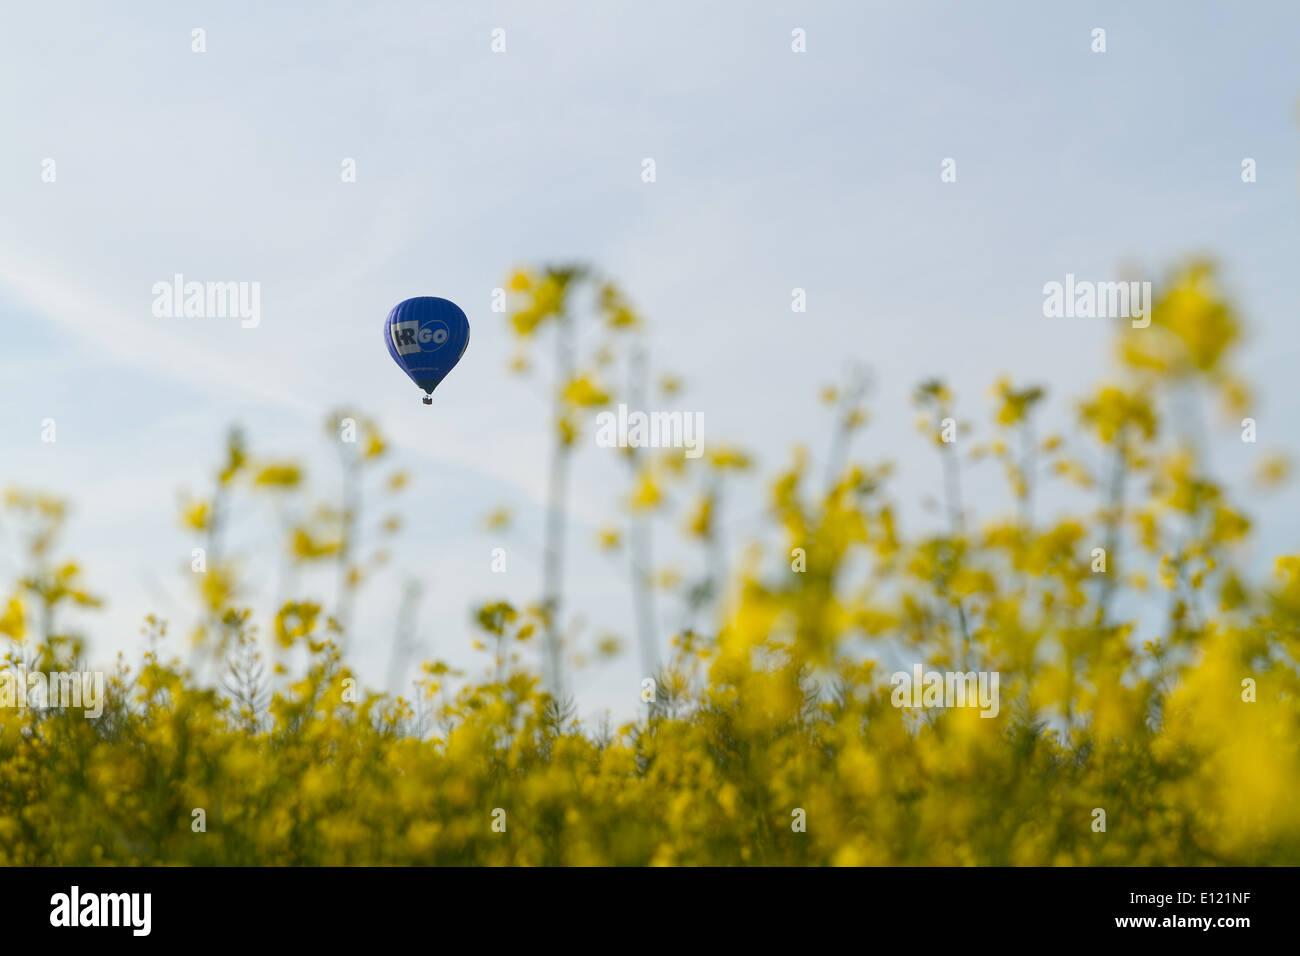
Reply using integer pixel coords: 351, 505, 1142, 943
1, 260, 1298, 865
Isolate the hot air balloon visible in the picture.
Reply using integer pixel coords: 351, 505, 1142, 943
383, 297, 470, 404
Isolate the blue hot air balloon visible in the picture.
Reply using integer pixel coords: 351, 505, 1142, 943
383, 297, 470, 404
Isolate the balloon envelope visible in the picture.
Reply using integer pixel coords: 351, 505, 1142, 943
383, 297, 470, 395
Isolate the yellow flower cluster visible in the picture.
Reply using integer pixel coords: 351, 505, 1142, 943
0, 262, 1295, 866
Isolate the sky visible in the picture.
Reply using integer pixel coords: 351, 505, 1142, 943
0, 1, 1297, 723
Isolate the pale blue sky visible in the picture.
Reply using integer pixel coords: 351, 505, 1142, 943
1, 1, 1296, 721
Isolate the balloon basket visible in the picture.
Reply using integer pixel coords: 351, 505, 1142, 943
422, 395, 433, 405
